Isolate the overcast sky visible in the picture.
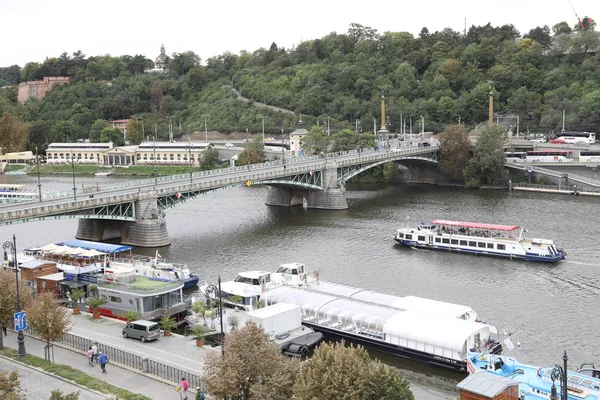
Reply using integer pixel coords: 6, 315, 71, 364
1, 0, 598, 68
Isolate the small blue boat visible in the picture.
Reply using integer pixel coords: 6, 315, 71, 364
468, 352, 600, 399
183, 275, 199, 289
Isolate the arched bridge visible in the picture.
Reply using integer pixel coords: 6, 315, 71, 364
0, 145, 439, 247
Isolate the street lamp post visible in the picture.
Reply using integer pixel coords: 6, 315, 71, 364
420, 115, 425, 141
260, 116, 266, 143
35, 146, 42, 202
218, 275, 224, 356
71, 148, 77, 200
153, 135, 158, 188
3, 235, 26, 358
201, 115, 208, 141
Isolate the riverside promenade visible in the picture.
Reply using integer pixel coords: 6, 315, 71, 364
3, 311, 216, 399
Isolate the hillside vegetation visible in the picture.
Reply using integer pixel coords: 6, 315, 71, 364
0, 20, 599, 153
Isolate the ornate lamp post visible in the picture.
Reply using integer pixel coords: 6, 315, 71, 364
3, 235, 26, 358
36, 146, 42, 202
71, 148, 77, 200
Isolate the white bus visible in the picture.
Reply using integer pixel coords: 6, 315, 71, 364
505, 152, 526, 163
579, 150, 600, 163
526, 150, 574, 163
551, 131, 596, 144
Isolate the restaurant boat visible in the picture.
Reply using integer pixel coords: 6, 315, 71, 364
468, 352, 600, 399
201, 263, 502, 372
393, 219, 565, 263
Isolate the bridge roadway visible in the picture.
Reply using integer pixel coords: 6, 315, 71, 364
0, 145, 440, 245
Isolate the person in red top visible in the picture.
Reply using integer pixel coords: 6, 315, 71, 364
180, 377, 190, 400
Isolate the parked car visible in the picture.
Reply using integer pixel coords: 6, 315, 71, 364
122, 320, 161, 342
225, 143, 235, 148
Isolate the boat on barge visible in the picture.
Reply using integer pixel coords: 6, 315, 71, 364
393, 220, 565, 263
201, 263, 502, 372
468, 352, 600, 399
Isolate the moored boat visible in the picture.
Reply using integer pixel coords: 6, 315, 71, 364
201, 263, 502, 372
468, 352, 600, 399
394, 219, 565, 263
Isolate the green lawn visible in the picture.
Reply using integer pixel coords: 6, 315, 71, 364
3, 164, 27, 172
36, 164, 204, 176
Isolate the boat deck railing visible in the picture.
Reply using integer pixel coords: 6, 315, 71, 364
112, 255, 188, 270
96, 277, 183, 294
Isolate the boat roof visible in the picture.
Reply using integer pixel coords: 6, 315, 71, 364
238, 270, 271, 279
263, 286, 494, 352
432, 220, 519, 232
57, 239, 132, 254
456, 373, 519, 398
302, 281, 476, 319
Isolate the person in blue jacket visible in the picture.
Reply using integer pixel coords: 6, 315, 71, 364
98, 351, 108, 373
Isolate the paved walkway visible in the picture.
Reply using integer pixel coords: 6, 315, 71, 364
3, 329, 185, 399
0, 355, 106, 399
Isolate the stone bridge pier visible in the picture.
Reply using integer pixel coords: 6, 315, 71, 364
265, 161, 348, 210
76, 190, 171, 248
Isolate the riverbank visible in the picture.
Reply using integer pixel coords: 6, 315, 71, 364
26, 164, 201, 176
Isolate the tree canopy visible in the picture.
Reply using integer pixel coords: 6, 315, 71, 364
1, 19, 599, 155
464, 124, 509, 187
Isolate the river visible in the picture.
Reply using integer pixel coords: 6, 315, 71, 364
2, 174, 599, 398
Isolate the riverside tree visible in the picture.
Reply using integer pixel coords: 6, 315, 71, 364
203, 321, 300, 400
25, 291, 71, 362
438, 124, 471, 182
0, 112, 29, 153
237, 136, 266, 166
464, 124, 509, 188
294, 341, 414, 400
0, 270, 32, 350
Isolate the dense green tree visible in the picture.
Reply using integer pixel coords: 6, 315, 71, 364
438, 124, 471, 182
237, 136, 266, 165
199, 147, 220, 170
99, 126, 124, 146
294, 342, 414, 400
50, 120, 85, 143
204, 321, 300, 400
28, 120, 52, 152
464, 125, 509, 188
524, 26, 552, 49
552, 21, 572, 35
0, 112, 29, 152
0, 65, 21, 86
169, 51, 201, 76
0, 370, 21, 400
300, 126, 329, 154
26, 291, 71, 362
125, 118, 143, 145
88, 119, 109, 142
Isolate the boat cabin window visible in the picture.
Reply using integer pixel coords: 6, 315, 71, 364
418, 236, 425, 241
497, 244, 506, 250
478, 242, 486, 248
234, 276, 262, 285
405, 234, 412, 240
451, 239, 458, 245
487, 243, 494, 249
397, 233, 404, 239
468, 241, 476, 247
459, 240, 467, 246
442, 238, 450, 244
435, 237, 441, 243
276, 267, 299, 275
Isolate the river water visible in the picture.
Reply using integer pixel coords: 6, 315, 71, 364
2, 174, 599, 398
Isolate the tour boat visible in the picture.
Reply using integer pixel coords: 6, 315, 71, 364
393, 220, 565, 263
468, 352, 600, 399
201, 263, 502, 372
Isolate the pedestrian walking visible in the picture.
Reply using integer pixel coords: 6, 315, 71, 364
179, 377, 189, 400
98, 351, 108, 373
87, 346, 94, 366
91, 342, 98, 364
2, 326, 7, 336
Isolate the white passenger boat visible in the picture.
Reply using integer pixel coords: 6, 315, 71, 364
394, 220, 565, 263
201, 263, 502, 372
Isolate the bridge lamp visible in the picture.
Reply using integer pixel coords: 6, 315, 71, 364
71, 148, 77, 200
3, 235, 27, 358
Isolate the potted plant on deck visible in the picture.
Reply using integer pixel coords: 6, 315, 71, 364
229, 295, 243, 311
190, 325, 209, 347
85, 296, 108, 319
191, 301, 207, 325
69, 288, 86, 314
159, 316, 176, 336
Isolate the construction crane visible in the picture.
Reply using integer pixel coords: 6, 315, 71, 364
568, 0, 593, 30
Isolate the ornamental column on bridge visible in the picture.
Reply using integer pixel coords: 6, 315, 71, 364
265, 159, 348, 210
76, 190, 171, 247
